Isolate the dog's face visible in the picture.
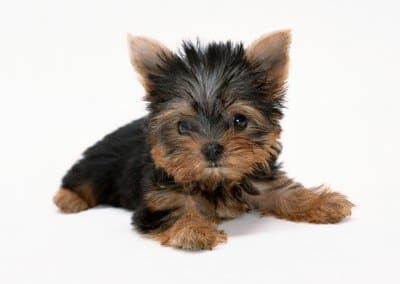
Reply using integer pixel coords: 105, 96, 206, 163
128, 31, 291, 183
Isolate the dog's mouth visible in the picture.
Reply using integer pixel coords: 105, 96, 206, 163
202, 165, 243, 182
206, 161, 222, 168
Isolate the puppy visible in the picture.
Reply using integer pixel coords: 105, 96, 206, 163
54, 30, 353, 250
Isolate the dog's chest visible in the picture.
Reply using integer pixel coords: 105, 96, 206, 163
215, 201, 248, 219
214, 192, 250, 219
197, 183, 252, 219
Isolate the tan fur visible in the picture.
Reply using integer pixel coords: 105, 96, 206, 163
149, 102, 195, 129
149, 207, 227, 250
76, 184, 97, 207
127, 34, 172, 91
145, 189, 187, 211
250, 173, 301, 193
150, 105, 281, 183
221, 128, 281, 179
53, 188, 90, 213
226, 101, 268, 126
246, 30, 291, 86
53, 184, 96, 213
150, 141, 205, 183
270, 187, 353, 223
215, 194, 249, 219
244, 176, 353, 224
147, 101, 205, 184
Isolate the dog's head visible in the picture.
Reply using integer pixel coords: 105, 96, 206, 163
128, 31, 290, 183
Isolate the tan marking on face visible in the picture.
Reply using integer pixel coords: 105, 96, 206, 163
149, 101, 195, 131
151, 140, 206, 183
219, 128, 281, 180
226, 101, 267, 126
149, 97, 281, 183
149, 102, 213, 182
151, 125, 281, 183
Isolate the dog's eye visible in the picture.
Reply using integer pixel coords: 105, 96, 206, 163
178, 121, 190, 134
233, 114, 248, 130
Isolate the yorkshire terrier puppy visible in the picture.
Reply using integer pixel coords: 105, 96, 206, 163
53, 30, 353, 250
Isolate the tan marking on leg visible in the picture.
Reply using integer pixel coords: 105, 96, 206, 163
53, 188, 93, 213
263, 186, 354, 224
150, 207, 227, 250
245, 172, 353, 224
75, 184, 97, 207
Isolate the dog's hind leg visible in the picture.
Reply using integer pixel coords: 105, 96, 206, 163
53, 184, 97, 213
53, 159, 102, 213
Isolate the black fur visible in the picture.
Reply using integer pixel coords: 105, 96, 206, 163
62, 118, 150, 209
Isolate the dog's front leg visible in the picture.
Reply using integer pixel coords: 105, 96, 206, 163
133, 188, 226, 250
244, 171, 353, 224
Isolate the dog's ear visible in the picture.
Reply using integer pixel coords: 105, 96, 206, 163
246, 30, 291, 88
127, 34, 172, 90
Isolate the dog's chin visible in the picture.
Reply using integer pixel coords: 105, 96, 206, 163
201, 166, 244, 182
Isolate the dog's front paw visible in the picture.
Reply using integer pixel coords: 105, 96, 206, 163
306, 188, 354, 224
152, 224, 227, 250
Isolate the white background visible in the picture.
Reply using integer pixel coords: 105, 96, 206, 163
1, 0, 399, 283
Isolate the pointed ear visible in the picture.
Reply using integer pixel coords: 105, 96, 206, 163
246, 30, 291, 87
127, 34, 172, 90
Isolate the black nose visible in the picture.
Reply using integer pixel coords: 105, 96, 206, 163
201, 143, 224, 161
